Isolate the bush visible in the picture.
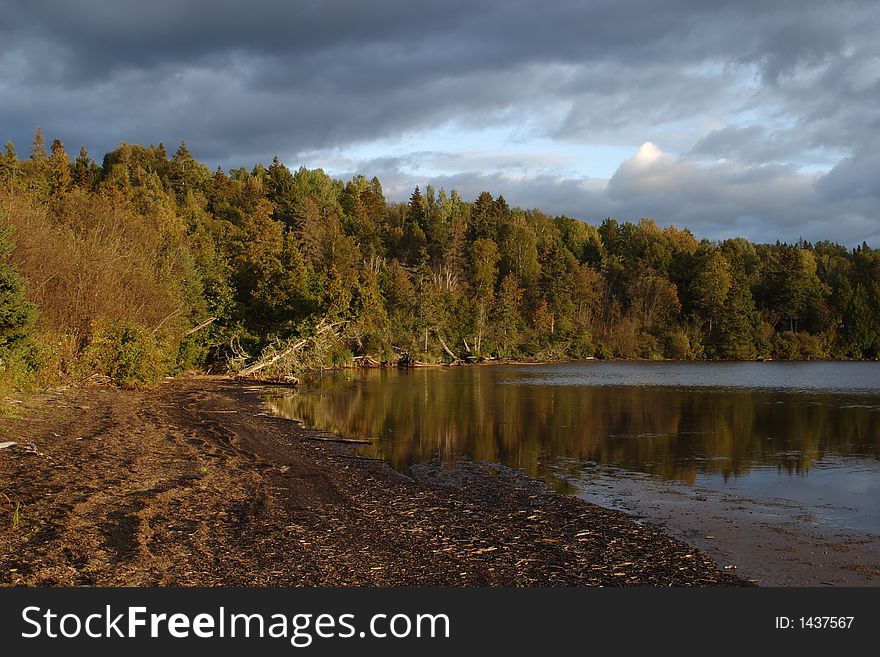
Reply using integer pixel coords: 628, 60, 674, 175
80, 320, 171, 388
663, 330, 692, 360
0, 224, 37, 389
566, 332, 595, 359
2, 188, 201, 387
771, 331, 829, 361
330, 346, 355, 367
636, 333, 663, 360
0, 349, 36, 391
173, 336, 208, 375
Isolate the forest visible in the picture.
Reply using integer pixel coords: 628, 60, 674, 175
0, 129, 878, 389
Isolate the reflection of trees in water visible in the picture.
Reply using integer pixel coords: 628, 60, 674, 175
268, 368, 880, 484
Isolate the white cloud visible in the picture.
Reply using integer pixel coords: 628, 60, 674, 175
331, 141, 878, 247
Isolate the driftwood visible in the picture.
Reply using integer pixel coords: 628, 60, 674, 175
306, 436, 372, 445
338, 453, 386, 462
435, 333, 458, 360
229, 335, 249, 361
238, 337, 309, 377
153, 307, 185, 333
185, 317, 217, 336
354, 355, 382, 367
237, 320, 341, 378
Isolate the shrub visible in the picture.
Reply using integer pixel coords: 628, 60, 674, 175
80, 320, 171, 388
174, 334, 210, 375
636, 333, 663, 360
771, 331, 829, 361
663, 330, 692, 360
0, 224, 37, 389
566, 332, 595, 359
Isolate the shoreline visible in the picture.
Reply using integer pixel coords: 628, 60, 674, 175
270, 356, 880, 384
0, 376, 745, 587
270, 364, 880, 587
574, 465, 880, 586
322, 355, 877, 370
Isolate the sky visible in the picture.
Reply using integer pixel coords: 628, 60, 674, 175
2, 0, 879, 246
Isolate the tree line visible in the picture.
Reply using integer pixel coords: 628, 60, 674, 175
1, 129, 878, 387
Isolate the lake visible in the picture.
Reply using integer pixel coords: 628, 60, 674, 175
267, 361, 880, 537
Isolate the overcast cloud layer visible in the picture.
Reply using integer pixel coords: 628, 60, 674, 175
2, 0, 878, 245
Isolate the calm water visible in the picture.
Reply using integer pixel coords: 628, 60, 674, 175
267, 361, 880, 533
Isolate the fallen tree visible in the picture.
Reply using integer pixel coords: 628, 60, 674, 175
236, 319, 344, 379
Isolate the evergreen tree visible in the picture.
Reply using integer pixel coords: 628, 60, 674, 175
49, 139, 72, 195
493, 273, 524, 356
469, 191, 498, 242
168, 141, 209, 202
842, 283, 879, 358
0, 142, 17, 189
399, 187, 428, 266
716, 280, 758, 359
30, 127, 47, 161
0, 227, 36, 359
72, 146, 97, 188
25, 127, 50, 196
265, 156, 298, 228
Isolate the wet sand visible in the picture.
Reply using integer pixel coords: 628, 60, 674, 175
573, 465, 880, 586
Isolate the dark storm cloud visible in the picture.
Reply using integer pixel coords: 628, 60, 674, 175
816, 143, 880, 204
690, 126, 791, 165
1, 0, 870, 156
1, 0, 878, 243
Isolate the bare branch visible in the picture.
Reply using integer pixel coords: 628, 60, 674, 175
184, 316, 217, 336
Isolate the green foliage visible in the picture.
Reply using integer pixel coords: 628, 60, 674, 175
470, 238, 499, 298
714, 280, 758, 360
175, 335, 208, 374
0, 130, 877, 391
841, 283, 880, 358
690, 246, 731, 332
567, 332, 596, 360
493, 273, 525, 356
0, 225, 37, 388
771, 331, 829, 361
664, 330, 693, 360
636, 333, 663, 360
81, 320, 170, 388
0, 142, 18, 188
0, 228, 35, 351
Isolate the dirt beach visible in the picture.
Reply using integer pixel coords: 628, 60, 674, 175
0, 377, 745, 586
